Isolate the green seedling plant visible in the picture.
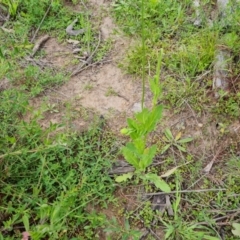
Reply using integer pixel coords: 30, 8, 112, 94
162, 128, 193, 154
116, 49, 171, 193
161, 179, 219, 240
105, 218, 141, 240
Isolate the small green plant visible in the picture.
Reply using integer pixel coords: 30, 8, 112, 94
213, 92, 240, 119
105, 218, 141, 240
105, 87, 118, 97
161, 128, 193, 153
46, 103, 59, 113
161, 181, 219, 240
116, 49, 171, 192
84, 83, 94, 91
162, 220, 219, 240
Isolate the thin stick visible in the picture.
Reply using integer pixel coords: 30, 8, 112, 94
71, 59, 111, 76
196, 210, 240, 226
71, 31, 102, 77
141, 0, 146, 110
126, 188, 226, 197
0, 144, 62, 160
149, 228, 161, 240
31, 34, 50, 57
31, 1, 52, 43
187, 172, 208, 190
203, 144, 225, 173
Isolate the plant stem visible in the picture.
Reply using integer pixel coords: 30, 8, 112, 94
141, 0, 146, 110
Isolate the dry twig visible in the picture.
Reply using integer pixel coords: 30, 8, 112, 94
71, 31, 101, 77
203, 144, 225, 173
31, 1, 52, 43
127, 188, 226, 197
31, 34, 50, 57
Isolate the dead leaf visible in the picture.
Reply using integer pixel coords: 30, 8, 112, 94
203, 160, 214, 173
175, 132, 182, 141
67, 39, 80, 45
161, 166, 178, 178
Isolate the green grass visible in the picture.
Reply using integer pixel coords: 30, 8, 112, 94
113, 0, 240, 118
0, 0, 117, 239
0, 86, 118, 239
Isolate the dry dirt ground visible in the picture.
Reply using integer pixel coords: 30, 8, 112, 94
29, 0, 145, 134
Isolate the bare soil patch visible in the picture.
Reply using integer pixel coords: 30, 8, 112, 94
28, 0, 142, 133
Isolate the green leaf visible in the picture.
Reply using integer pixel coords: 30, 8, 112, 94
149, 76, 160, 106
232, 223, 240, 236
122, 145, 139, 169
126, 118, 142, 139
156, 48, 164, 77
161, 144, 171, 154
124, 219, 130, 230
164, 128, 174, 140
177, 137, 193, 143
127, 118, 138, 130
203, 236, 219, 240
115, 173, 133, 183
140, 145, 157, 169
149, 76, 158, 93
144, 173, 171, 192
133, 137, 146, 154
125, 142, 141, 156
135, 108, 150, 124
175, 144, 186, 152
161, 166, 178, 178
120, 128, 131, 135
22, 214, 29, 231
144, 105, 163, 134
51, 205, 61, 225
164, 225, 175, 239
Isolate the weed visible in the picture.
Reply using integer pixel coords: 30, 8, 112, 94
94, 38, 112, 62
213, 92, 240, 119
1, 0, 240, 239
0, 106, 117, 238
105, 218, 141, 240
105, 87, 118, 97
160, 178, 219, 240
84, 83, 94, 91
117, 49, 172, 192
45, 103, 59, 113
161, 128, 193, 154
